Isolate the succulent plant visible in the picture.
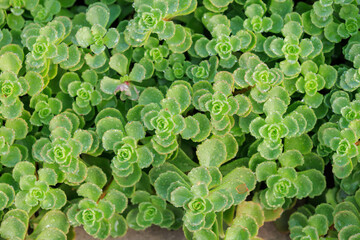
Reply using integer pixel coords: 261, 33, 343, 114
0, 0, 358, 239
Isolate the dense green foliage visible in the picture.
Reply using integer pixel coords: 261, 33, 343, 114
0, 0, 359, 239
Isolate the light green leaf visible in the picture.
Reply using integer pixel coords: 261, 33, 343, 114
196, 138, 227, 167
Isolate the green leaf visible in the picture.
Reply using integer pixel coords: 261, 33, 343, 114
214, 133, 238, 160
299, 169, 326, 198
85, 166, 107, 189
154, 171, 189, 200
284, 134, 313, 154
73, 130, 93, 153
0, 212, 28, 240
339, 225, 360, 240
138, 87, 164, 106
308, 214, 329, 236
30, 210, 69, 239
166, 25, 186, 46
334, 211, 360, 232
59, 72, 80, 94
0, 52, 22, 74
51, 189, 67, 210
13, 161, 35, 182
125, 121, 145, 141
318, 64, 337, 89
281, 21, 303, 39
100, 76, 120, 95
236, 201, 265, 226
1, 146, 22, 167
181, 116, 200, 140
280, 61, 301, 77
96, 117, 124, 139
102, 129, 123, 151
170, 186, 193, 207
76, 27, 93, 47
49, 114, 73, 133
24, 71, 44, 96
35, 228, 67, 240
232, 214, 259, 237
77, 182, 102, 201
212, 167, 256, 204
60, 45, 82, 70
279, 150, 304, 168
166, 84, 191, 113
66, 160, 87, 185
0, 183, 14, 209
137, 146, 153, 168
85, 50, 107, 68
109, 214, 127, 238
197, 138, 227, 167
191, 113, 212, 142
113, 163, 142, 187
263, 97, 287, 116
109, 53, 128, 76
105, 189, 127, 213
129, 63, 146, 82
38, 168, 57, 186
256, 161, 277, 182
104, 28, 120, 48
5, 118, 28, 140
86, 3, 109, 27
0, 100, 23, 119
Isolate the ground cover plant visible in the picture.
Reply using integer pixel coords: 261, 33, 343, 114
0, 0, 359, 239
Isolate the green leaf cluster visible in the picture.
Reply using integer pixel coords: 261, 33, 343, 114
0, 0, 359, 239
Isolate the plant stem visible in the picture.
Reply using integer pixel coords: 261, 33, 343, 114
97, 176, 114, 203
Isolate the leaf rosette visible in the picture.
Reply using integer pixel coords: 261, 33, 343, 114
264, 31, 323, 77
0, 0, 39, 16
318, 126, 358, 178
295, 60, 336, 108
0, 209, 29, 240
0, 71, 27, 118
29, 94, 62, 126
124, 0, 195, 51
331, 91, 360, 128
234, 53, 284, 103
151, 165, 256, 233
186, 57, 218, 83
127, 191, 175, 230
111, 137, 139, 177
68, 198, 122, 239
22, 16, 72, 73
30, 0, 61, 23
15, 174, 66, 211
76, 24, 119, 55
164, 53, 191, 81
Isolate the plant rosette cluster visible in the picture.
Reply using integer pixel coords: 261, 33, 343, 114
66, 165, 128, 239
248, 97, 316, 160
0, 71, 28, 119
12, 161, 66, 212
75, 4, 119, 55
0, 0, 360, 239
126, 191, 176, 230
124, 0, 195, 52
318, 124, 359, 179
234, 53, 284, 104
330, 90, 360, 128
151, 163, 256, 239
253, 150, 326, 210
59, 70, 102, 115
32, 112, 101, 185
192, 72, 252, 135
289, 188, 360, 240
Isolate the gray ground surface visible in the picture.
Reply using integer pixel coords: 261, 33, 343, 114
75, 222, 290, 239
